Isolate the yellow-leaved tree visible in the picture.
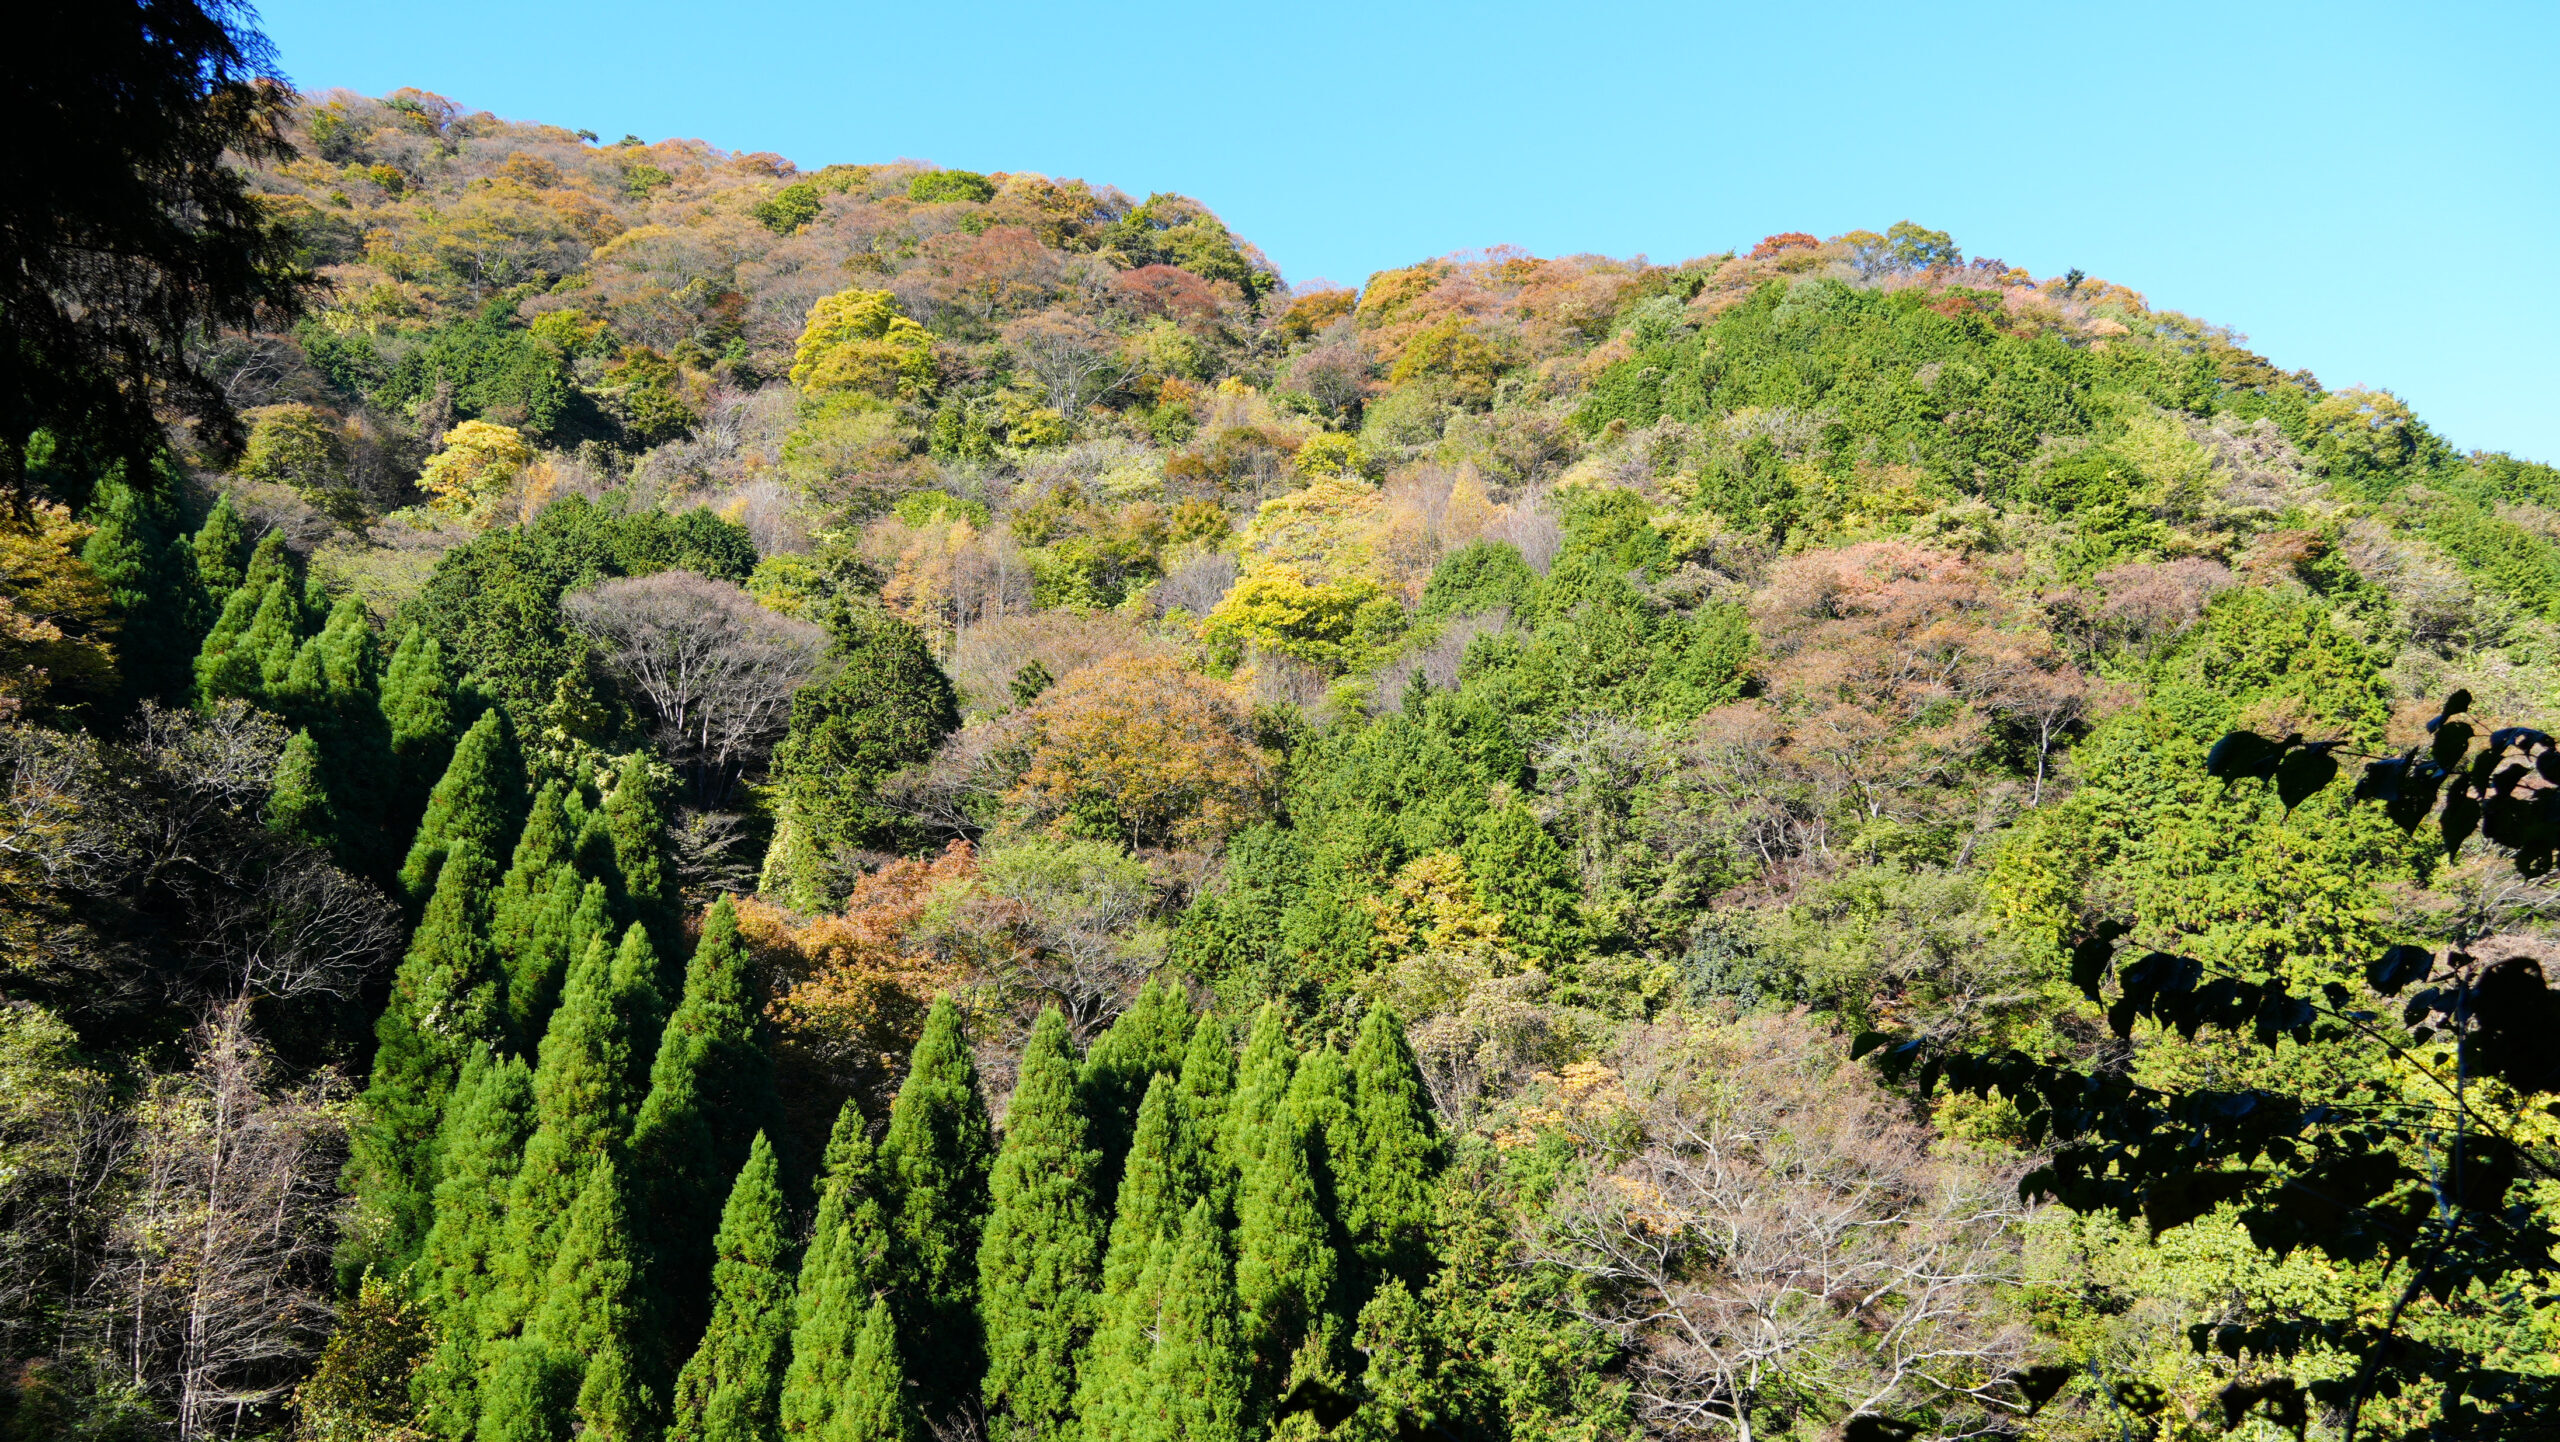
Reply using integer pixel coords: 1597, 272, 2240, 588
0, 505, 117, 718
415, 419, 532, 516
791, 287, 936, 399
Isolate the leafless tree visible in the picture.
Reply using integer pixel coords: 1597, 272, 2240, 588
109, 1004, 345, 1441
1001, 308, 1139, 418
178, 851, 404, 1006
563, 570, 830, 808
1532, 1015, 2033, 1442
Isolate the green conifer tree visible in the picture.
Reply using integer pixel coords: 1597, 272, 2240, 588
487, 1153, 655, 1442
604, 756, 678, 947
81, 471, 207, 707
380, 625, 465, 837
1343, 1005, 1441, 1288
400, 706, 528, 907
1075, 1075, 1206, 1442
781, 1101, 894, 1440
239, 528, 290, 597
1233, 1106, 1338, 1410
348, 840, 508, 1278
670, 1134, 796, 1442
1148, 1197, 1249, 1442
266, 728, 334, 850
412, 1049, 537, 1438
978, 1008, 1105, 1442
879, 995, 995, 1419
1224, 1003, 1296, 1171
1285, 1047, 1357, 1262
1176, 1016, 1235, 1154
494, 926, 651, 1330
192, 582, 262, 699
192, 492, 251, 601
838, 1298, 919, 1442
630, 897, 783, 1379
491, 782, 579, 1034
1079, 979, 1194, 1197
198, 574, 293, 701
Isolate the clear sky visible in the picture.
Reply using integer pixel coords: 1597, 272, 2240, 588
257, 0, 2558, 462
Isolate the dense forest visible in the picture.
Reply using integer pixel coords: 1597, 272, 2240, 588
5, 8, 2559, 1442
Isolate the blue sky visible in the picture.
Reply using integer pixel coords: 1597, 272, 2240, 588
259, 1, 2558, 462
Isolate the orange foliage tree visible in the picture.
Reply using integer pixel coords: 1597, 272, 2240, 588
739, 841, 980, 1115
1006, 655, 1272, 850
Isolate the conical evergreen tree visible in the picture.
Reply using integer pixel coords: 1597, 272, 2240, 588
192, 492, 252, 601
488, 1153, 655, 1442
879, 995, 995, 1420
192, 582, 262, 698
491, 782, 579, 1035
1075, 1075, 1207, 1442
266, 729, 334, 850
380, 625, 464, 837
1233, 1105, 1338, 1411
1343, 1004, 1441, 1287
781, 1101, 894, 1440
631, 897, 783, 1379
239, 528, 291, 597
670, 1134, 796, 1442
81, 470, 207, 708
1148, 1197, 1249, 1442
254, 574, 311, 694
1175, 1016, 1235, 1161
1224, 1003, 1296, 1171
604, 757, 678, 946
838, 1297, 919, 1442
978, 1008, 1105, 1442
400, 706, 528, 907
412, 1049, 537, 1438
604, 885, 669, 1068
198, 574, 294, 701
1079, 979, 1194, 1199
1285, 1047, 1358, 1281
348, 839, 508, 1277
494, 925, 651, 1329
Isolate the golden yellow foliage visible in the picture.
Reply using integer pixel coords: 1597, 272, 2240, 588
0, 506, 117, 718
416, 419, 533, 516
790, 287, 935, 399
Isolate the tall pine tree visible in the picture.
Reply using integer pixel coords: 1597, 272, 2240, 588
838, 1298, 919, 1442
1224, 1003, 1296, 1171
670, 1133, 796, 1442
978, 1008, 1105, 1442
412, 1049, 537, 1439
348, 839, 508, 1278
493, 925, 653, 1334
603, 755, 678, 951
380, 625, 466, 841
266, 728, 334, 850
1233, 1101, 1339, 1415
491, 781, 581, 1037
1078, 979, 1194, 1204
1075, 1074, 1207, 1442
630, 896, 782, 1381
879, 995, 994, 1421
81, 470, 206, 708
781, 1101, 894, 1441
1343, 1004, 1441, 1289
1147, 1197, 1249, 1442
485, 1153, 655, 1442
400, 706, 528, 908
191, 492, 251, 600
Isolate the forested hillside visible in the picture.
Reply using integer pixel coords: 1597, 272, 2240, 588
6, 42, 2560, 1442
